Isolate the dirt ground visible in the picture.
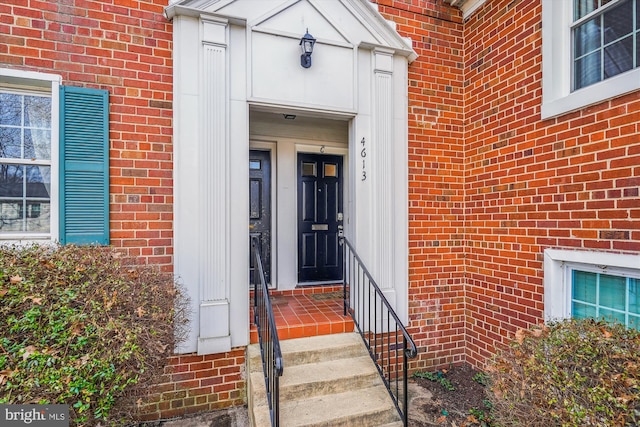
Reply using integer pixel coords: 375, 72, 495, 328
409, 364, 493, 427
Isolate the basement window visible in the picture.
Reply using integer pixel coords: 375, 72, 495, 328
571, 268, 640, 330
544, 249, 640, 327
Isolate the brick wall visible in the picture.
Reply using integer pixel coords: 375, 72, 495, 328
1, 0, 174, 269
1, 0, 246, 419
462, 0, 640, 367
375, 0, 468, 370
138, 349, 246, 421
377, 0, 640, 371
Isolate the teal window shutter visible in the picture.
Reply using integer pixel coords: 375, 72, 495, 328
59, 86, 109, 245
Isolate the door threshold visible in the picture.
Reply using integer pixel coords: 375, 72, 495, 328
296, 280, 343, 287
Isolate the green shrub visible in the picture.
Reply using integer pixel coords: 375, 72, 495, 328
486, 318, 640, 427
0, 244, 188, 426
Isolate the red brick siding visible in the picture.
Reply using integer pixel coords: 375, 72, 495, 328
462, 0, 640, 368
1, 0, 174, 269
137, 349, 246, 421
376, 0, 640, 371
1, 0, 245, 418
374, 0, 467, 370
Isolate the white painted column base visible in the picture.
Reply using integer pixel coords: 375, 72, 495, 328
198, 300, 231, 354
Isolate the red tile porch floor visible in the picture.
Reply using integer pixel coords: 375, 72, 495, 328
250, 285, 354, 343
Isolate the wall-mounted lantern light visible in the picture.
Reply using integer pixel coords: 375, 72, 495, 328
299, 29, 316, 69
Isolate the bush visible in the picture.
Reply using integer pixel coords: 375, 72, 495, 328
0, 244, 189, 426
487, 318, 640, 427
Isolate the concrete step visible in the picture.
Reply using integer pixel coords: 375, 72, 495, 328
248, 333, 402, 427
251, 355, 380, 402
248, 333, 365, 372
252, 385, 400, 427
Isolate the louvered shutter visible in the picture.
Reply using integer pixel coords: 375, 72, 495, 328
59, 86, 109, 245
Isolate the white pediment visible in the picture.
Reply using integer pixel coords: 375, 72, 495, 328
251, 1, 349, 46
167, 0, 416, 62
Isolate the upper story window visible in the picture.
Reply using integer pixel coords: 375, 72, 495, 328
542, 0, 640, 118
0, 90, 53, 235
573, 0, 639, 90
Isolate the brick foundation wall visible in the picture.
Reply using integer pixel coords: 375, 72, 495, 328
137, 349, 246, 422
1, 0, 174, 269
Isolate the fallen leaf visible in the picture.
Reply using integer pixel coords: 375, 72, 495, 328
436, 415, 448, 424
10, 275, 22, 284
600, 327, 613, 338
0, 289, 7, 297
79, 355, 90, 365
136, 306, 146, 317
71, 322, 86, 336
28, 296, 43, 305
617, 394, 634, 404
515, 329, 525, 344
0, 369, 15, 386
22, 345, 37, 361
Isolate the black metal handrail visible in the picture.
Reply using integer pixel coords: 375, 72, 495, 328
251, 236, 283, 427
340, 236, 418, 426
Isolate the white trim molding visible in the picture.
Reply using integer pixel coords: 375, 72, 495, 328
0, 68, 61, 244
445, 0, 487, 19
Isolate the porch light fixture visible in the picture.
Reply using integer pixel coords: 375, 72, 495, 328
299, 29, 316, 68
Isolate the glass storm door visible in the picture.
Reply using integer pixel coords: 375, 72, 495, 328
249, 150, 271, 285
297, 153, 343, 283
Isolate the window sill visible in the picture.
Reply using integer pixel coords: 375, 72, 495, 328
542, 67, 640, 120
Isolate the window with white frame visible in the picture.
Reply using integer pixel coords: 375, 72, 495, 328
0, 89, 53, 235
544, 249, 640, 329
573, 0, 639, 90
0, 68, 110, 245
542, 0, 640, 118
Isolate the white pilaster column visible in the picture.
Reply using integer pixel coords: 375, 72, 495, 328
198, 18, 231, 354
372, 49, 395, 293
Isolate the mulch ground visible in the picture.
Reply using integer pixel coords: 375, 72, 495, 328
410, 364, 493, 427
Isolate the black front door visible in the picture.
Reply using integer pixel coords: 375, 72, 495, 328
297, 153, 343, 283
250, 150, 271, 285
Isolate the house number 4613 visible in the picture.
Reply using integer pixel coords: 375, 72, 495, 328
360, 137, 367, 181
